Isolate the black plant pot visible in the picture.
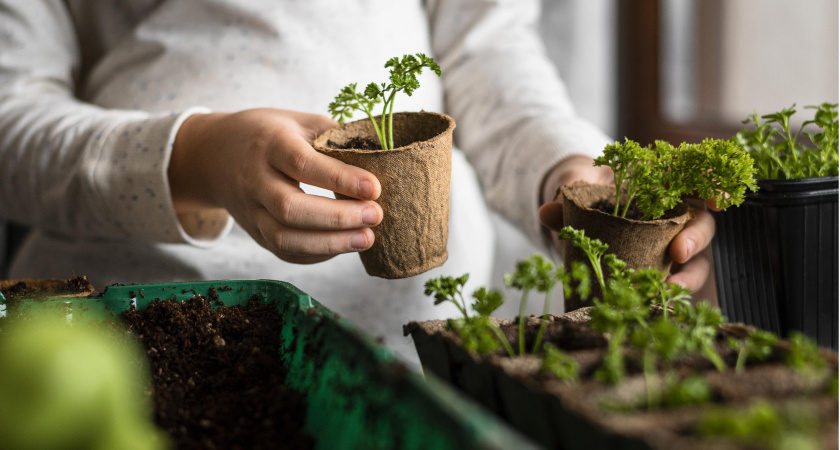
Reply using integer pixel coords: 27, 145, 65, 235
711, 176, 838, 349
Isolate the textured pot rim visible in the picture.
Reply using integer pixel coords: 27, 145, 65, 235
314, 111, 456, 155
561, 181, 694, 227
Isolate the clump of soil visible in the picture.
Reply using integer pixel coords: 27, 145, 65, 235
327, 136, 381, 150
121, 295, 314, 450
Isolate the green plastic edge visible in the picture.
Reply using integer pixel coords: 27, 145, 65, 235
1, 279, 540, 450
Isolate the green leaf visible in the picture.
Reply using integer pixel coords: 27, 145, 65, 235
540, 343, 579, 384
471, 287, 504, 318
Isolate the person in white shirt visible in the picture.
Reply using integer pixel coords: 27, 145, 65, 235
0, 0, 716, 366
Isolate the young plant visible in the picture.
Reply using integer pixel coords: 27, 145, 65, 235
697, 400, 822, 450
504, 254, 556, 355
593, 138, 757, 220
328, 53, 441, 150
558, 226, 609, 290
785, 331, 826, 376
540, 343, 579, 384
735, 103, 839, 179
424, 275, 514, 357
728, 329, 778, 373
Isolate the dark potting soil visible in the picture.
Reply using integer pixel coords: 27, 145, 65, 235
120, 295, 314, 450
328, 136, 381, 150
592, 199, 644, 221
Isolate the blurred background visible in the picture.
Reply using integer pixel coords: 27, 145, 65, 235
491, 0, 839, 317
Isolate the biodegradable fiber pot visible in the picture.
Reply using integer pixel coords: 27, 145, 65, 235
711, 176, 839, 350
314, 112, 455, 279
560, 181, 693, 310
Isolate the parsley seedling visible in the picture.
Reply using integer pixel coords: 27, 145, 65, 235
593, 138, 757, 220
728, 329, 778, 374
424, 275, 515, 357
540, 342, 579, 384
736, 103, 839, 179
329, 53, 441, 150
505, 254, 556, 355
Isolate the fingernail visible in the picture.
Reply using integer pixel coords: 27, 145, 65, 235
684, 238, 696, 260
358, 180, 373, 199
350, 233, 369, 250
361, 207, 378, 225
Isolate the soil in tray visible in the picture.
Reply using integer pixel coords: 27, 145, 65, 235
120, 294, 314, 450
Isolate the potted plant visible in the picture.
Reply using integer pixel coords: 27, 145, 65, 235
712, 103, 839, 349
404, 227, 838, 449
558, 138, 757, 310
313, 53, 456, 279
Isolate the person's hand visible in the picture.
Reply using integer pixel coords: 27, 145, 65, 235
537, 155, 718, 301
168, 108, 383, 264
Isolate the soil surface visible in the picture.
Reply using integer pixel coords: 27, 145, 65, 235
328, 136, 381, 150
121, 295, 314, 450
592, 199, 644, 221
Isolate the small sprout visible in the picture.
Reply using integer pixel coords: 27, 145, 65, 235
505, 254, 556, 355
540, 343, 579, 384
660, 373, 712, 409
785, 332, 826, 375
449, 317, 501, 355
729, 329, 778, 373
559, 226, 609, 289
697, 400, 822, 450
424, 274, 470, 319
736, 103, 839, 179
329, 53, 441, 150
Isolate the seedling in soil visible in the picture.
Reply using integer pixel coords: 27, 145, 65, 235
785, 331, 826, 376
728, 329, 778, 374
540, 342, 579, 384
593, 137, 757, 220
329, 53, 441, 150
736, 102, 839, 179
504, 254, 556, 354
423, 275, 514, 357
697, 400, 822, 450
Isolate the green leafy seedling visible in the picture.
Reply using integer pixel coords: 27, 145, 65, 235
540, 343, 579, 384
593, 137, 757, 220
728, 329, 778, 373
329, 53, 441, 150
736, 103, 839, 179
505, 254, 556, 355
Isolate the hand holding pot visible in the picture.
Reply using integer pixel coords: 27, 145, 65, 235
169, 108, 383, 264
537, 155, 718, 296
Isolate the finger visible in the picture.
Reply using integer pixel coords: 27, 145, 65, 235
295, 112, 339, 140
669, 207, 716, 264
254, 208, 376, 256
538, 201, 565, 230
260, 184, 383, 230
666, 249, 711, 292
271, 136, 381, 200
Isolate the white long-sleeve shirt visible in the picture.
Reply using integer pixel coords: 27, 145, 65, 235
0, 0, 609, 365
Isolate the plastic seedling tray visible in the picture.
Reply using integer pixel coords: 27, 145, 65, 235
0, 279, 539, 450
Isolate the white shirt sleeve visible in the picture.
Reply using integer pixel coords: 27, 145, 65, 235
0, 1, 232, 246
425, 0, 611, 248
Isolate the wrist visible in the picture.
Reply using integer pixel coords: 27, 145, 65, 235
169, 112, 225, 212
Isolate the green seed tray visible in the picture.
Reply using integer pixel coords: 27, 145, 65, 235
0, 279, 539, 450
